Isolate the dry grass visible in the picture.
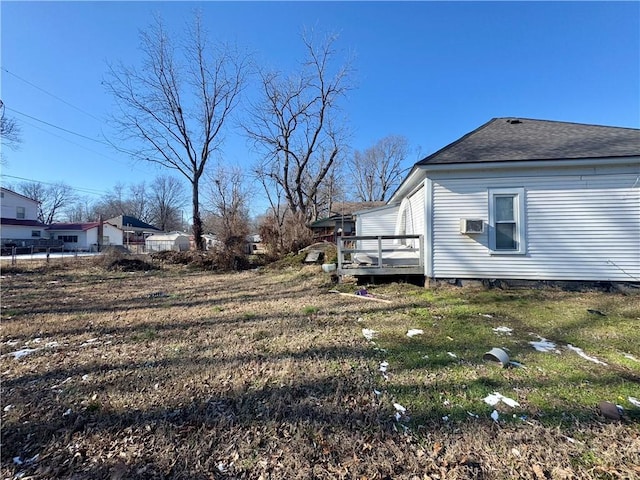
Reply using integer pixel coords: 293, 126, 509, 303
1, 259, 639, 479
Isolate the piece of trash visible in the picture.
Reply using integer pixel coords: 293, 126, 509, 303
490, 410, 499, 422
446, 336, 454, 341
422, 355, 429, 359
467, 411, 479, 418
492, 326, 513, 334
8, 348, 39, 360
217, 462, 226, 473
483, 347, 510, 367
480, 314, 494, 318
355, 288, 369, 297
529, 337, 558, 353
623, 353, 638, 362
406, 329, 424, 337
393, 403, 407, 414
373, 389, 381, 396
362, 328, 377, 341
13, 457, 23, 465
441, 415, 449, 421
4, 404, 14, 412
566, 344, 607, 366
511, 447, 521, 457
628, 397, 640, 407
148, 291, 169, 298
63, 408, 72, 416
45, 341, 59, 348
82, 374, 90, 381
587, 309, 606, 316
484, 392, 520, 408
379, 361, 389, 373
447, 352, 457, 358
509, 361, 525, 368
394, 411, 402, 421
443, 400, 450, 407
598, 401, 621, 420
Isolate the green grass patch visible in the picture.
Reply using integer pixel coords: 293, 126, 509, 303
361, 283, 640, 427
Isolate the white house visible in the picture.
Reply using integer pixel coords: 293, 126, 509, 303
350, 118, 640, 283
0, 187, 48, 246
47, 222, 124, 251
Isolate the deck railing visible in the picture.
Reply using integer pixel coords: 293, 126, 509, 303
337, 234, 424, 276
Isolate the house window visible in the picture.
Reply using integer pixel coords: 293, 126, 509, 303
16, 207, 25, 219
488, 188, 526, 254
59, 235, 78, 243
31, 230, 41, 238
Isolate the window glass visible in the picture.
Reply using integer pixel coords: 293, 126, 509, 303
495, 223, 516, 250
16, 207, 26, 219
495, 196, 514, 222
31, 230, 41, 237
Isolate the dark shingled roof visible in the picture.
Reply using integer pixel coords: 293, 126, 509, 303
1, 218, 47, 227
106, 215, 162, 232
417, 118, 640, 165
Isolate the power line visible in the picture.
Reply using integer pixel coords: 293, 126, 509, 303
7, 106, 108, 145
0, 174, 108, 196
2, 67, 104, 122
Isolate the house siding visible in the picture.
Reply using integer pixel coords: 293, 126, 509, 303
356, 204, 400, 251
430, 168, 640, 281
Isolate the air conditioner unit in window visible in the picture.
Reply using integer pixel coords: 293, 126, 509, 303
460, 219, 484, 234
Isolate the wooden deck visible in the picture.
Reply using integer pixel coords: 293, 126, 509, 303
337, 235, 424, 278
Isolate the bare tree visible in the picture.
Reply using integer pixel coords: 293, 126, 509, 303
105, 14, 247, 250
1, 100, 21, 165
203, 164, 250, 253
350, 135, 409, 202
17, 181, 77, 224
148, 175, 186, 231
245, 31, 352, 234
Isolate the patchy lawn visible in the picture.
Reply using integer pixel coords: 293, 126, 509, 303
1, 259, 639, 479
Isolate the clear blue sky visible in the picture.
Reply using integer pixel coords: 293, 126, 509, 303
1, 1, 639, 214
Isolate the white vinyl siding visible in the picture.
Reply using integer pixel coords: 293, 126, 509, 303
355, 204, 400, 251
430, 170, 640, 281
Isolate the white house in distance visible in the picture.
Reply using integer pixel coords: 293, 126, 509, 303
145, 231, 190, 252
347, 118, 640, 284
47, 222, 124, 251
0, 187, 48, 246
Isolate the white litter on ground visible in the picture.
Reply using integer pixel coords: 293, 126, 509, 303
467, 411, 479, 418
8, 348, 39, 360
82, 374, 90, 381
629, 397, 640, 408
379, 361, 389, 373
492, 326, 513, 334
13, 457, 23, 465
447, 352, 457, 358
63, 408, 72, 417
362, 328, 377, 341
484, 392, 520, 408
509, 361, 525, 368
45, 341, 59, 348
566, 344, 607, 366
4, 404, 14, 412
442, 415, 449, 421
529, 337, 558, 353
480, 314, 494, 318
406, 329, 424, 337
623, 353, 638, 362
373, 389, 381, 396
80, 338, 100, 347
491, 410, 500, 422
393, 403, 407, 414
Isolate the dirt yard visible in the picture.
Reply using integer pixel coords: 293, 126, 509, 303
1, 259, 639, 479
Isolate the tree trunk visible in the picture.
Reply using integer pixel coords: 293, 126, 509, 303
191, 180, 204, 251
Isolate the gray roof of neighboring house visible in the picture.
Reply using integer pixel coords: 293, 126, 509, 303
106, 215, 162, 232
417, 118, 640, 165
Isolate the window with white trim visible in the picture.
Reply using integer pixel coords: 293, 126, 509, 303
488, 188, 526, 254
16, 206, 25, 219
31, 230, 41, 238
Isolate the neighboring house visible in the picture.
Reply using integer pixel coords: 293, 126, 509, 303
309, 202, 385, 243
0, 187, 49, 247
145, 231, 190, 252
47, 222, 124, 251
349, 118, 640, 283
106, 215, 162, 249
245, 234, 266, 255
